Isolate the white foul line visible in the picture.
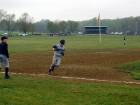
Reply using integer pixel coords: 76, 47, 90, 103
50, 75, 140, 85
1, 72, 140, 85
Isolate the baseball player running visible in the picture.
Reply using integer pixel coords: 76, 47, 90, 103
48, 39, 65, 75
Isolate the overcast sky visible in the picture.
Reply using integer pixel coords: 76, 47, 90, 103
0, 0, 139, 21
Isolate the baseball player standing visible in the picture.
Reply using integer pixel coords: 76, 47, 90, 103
0, 36, 10, 79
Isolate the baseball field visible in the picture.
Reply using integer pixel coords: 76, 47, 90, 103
0, 35, 140, 105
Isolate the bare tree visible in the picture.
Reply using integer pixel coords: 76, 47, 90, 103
0, 9, 6, 21
4, 14, 15, 33
0, 9, 7, 30
29, 17, 35, 35
18, 13, 33, 34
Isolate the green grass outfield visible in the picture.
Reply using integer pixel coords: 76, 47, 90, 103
0, 74, 140, 105
9, 35, 140, 53
0, 35, 140, 105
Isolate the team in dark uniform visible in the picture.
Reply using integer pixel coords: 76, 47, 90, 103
0, 36, 10, 79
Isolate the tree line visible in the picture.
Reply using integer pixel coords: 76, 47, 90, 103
0, 9, 34, 34
79, 17, 140, 35
0, 9, 140, 35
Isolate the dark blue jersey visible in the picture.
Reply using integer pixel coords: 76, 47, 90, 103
0, 42, 9, 58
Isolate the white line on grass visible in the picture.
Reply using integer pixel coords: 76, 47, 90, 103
49, 75, 140, 85
1, 72, 140, 85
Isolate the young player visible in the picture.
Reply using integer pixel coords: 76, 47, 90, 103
48, 39, 65, 75
0, 36, 10, 79
124, 35, 127, 46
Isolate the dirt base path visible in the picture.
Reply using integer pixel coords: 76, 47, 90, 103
10, 49, 140, 82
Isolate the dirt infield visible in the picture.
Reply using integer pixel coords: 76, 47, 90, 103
10, 49, 140, 81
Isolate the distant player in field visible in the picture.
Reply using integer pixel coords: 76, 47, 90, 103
0, 36, 10, 79
48, 39, 65, 75
124, 35, 127, 46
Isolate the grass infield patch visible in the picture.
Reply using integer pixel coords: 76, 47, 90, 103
120, 61, 140, 80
